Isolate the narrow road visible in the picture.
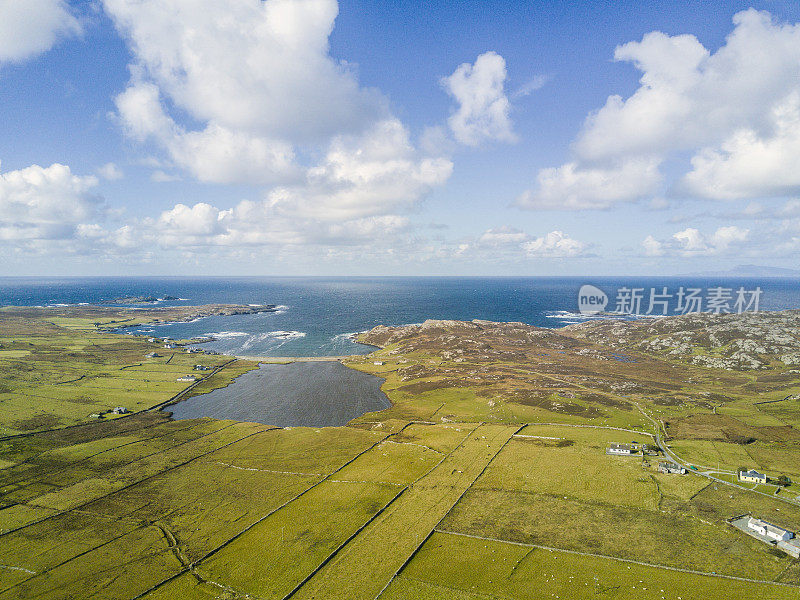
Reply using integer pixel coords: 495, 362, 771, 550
633, 403, 800, 507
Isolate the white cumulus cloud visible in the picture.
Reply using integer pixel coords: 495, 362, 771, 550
681, 92, 800, 199
0, 0, 81, 64
576, 10, 800, 163
104, 0, 387, 184
442, 51, 517, 146
478, 226, 528, 245
104, 0, 452, 225
0, 161, 102, 241
516, 158, 661, 210
520, 9, 800, 209
114, 80, 297, 185
642, 235, 664, 256
267, 119, 453, 221
522, 231, 586, 257
142, 199, 413, 249
647, 225, 751, 256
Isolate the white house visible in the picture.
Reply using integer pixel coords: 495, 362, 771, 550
176, 375, 198, 382
747, 517, 794, 542
658, 461, 686, 475
373, 361, 385, 366
607, 443, 634, 455
739, 469, 767, 484
164, 342, 177, 349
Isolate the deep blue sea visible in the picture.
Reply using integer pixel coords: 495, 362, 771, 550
1, 276, 799, 357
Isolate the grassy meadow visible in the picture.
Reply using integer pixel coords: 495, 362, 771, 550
0, 308, 799, 598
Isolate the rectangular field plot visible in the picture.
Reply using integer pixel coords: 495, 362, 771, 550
333, 438, 444, 486
208, 425, 385, 475
290, 424, 518, 600
380, 531, 800, 600
477, 427, 659, 508
82, 460, 321, 562
441, 424, 800, 583
196, 479, 401, 599
0, 523, 181, 600
21, 422, 267, 511
388, 422, 478, 454
439, 488, 794, 581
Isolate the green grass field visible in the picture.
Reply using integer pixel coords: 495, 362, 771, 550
1, 308, 799, 599
438, 424, 800, 583
381, 531, 800, 600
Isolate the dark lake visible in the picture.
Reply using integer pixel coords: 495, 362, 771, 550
168, 361, 391, 427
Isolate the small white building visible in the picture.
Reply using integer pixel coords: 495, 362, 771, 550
607, 443, 635, 455
739, 469, 767, 484
747, 517, 794, 542
177, 375, 198, 382
164, 342, 177, 349
373, 361, 385, 366
658, 461, 686, 475
112, 406, 128, 414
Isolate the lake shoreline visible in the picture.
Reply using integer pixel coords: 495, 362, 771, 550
168, 360, 392, 428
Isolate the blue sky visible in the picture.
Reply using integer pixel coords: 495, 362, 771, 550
2, 0, 800, 276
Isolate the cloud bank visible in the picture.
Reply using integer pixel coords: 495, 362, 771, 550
520, 9, 800, 210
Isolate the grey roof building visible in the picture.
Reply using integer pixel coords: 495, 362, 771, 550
739, 469, 767, 484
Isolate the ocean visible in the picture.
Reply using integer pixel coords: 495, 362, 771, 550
1, 276, 799, 357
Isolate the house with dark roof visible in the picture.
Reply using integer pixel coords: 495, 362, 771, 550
607, 443, 636, 455
658, 461, 686, 474
739, 469, 767, 484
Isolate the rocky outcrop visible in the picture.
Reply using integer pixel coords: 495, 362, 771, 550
565, 310, 800, 371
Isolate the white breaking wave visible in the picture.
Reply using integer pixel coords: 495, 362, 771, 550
34, 302, 93, 308
240, 330, 306, 351
204, 331, 250, 339
544, 310, 639, 323
267, 330, 305, 340
331, 331, 360, 343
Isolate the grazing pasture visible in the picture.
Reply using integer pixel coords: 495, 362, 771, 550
1, 309, 800, 598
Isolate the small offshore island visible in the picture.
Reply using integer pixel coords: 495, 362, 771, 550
1, 304, 800, 599
104, 295, 182, 304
